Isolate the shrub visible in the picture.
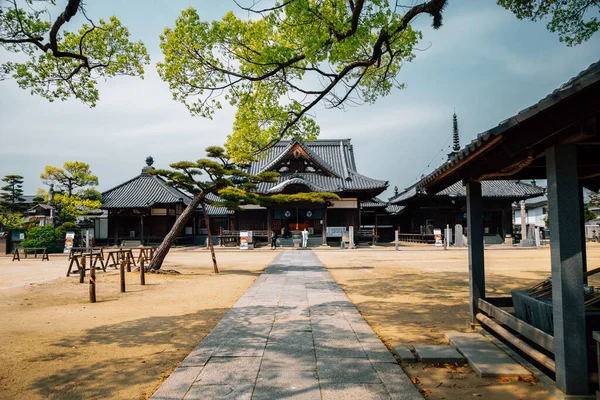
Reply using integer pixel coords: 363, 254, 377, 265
22, 226, 62, 252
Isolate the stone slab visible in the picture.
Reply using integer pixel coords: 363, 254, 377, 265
414, 345, 466, 364
320, 383, 390, 400
445, 332, 531, 377
371, 362, 424, 400
151, 366, 202, 400
392, 346, 416, 364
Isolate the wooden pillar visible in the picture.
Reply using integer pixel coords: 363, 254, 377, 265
578, 183, 588, 284
322, 206, 328, 246
140, 214, 144, 245
374, 214, 378, 244
546, 144, 588, 395
466, 180, 485, 327
267, 208, 272, 247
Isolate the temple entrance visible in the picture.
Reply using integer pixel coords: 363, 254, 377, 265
273, 207, 324, 237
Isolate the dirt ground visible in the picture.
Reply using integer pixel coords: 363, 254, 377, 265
0, 248, 276, 400
318, 243, 600, 400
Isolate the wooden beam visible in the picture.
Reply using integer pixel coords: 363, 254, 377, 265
478, 299, 554, 352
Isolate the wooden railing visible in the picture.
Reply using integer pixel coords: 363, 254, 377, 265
397, 233, 435, 244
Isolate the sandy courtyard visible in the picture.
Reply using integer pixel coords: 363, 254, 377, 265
0, 248, 276, 399
1, 244, 598, 399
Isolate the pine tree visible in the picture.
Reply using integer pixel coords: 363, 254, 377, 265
0, 175, 26, 213
452, 112, 460, 152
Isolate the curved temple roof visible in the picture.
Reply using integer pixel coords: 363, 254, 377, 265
250, 139, 388, 196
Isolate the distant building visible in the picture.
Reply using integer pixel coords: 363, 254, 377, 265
513, 195, 547, 229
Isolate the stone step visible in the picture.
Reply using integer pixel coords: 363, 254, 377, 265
445, 332, 531, 377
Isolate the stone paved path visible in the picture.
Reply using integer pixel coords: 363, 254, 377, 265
152, 251, 422, 400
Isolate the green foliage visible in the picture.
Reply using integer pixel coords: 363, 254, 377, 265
21, 225, 62, 251
52, 192, 101, 225
1, 0, 150, 106
0, 174, 26, 212
158, 1, 446, 162
498, 0, 599, 46
584, 204, 597, 222
0, 211, 24, 230
40, 161, 98, 196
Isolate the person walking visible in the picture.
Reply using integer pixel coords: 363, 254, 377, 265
301, 228, 308, 248
271, 230, 278, 250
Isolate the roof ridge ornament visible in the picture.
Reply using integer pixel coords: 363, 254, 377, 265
142, 156, 155, 174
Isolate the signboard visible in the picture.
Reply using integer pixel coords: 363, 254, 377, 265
326, 227, 347, 237
240, 231, 248, 250
64, 231, 75, 253
434, 228, 443, 247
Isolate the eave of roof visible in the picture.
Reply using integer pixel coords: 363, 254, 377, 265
390, 180, 545, 205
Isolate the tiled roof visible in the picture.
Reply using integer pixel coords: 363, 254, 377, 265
385, 204, 405, 215
102, 173, 191, 209
202, 192, 234, 216
390, 180, 545, 205
422, 59, 600, 188
361, 198, 388, 209
249, 139, 387, 194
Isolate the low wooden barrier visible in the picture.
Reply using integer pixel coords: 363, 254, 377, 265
66, 252, 105, 278
12, 247, 49, 261
397, 233, 435, 244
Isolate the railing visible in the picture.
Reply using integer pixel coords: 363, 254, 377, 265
397, 233, 435, 244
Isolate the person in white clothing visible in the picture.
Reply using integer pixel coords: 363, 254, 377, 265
301, 228, 308, 248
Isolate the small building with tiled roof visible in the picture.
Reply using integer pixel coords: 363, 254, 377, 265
101, 157, 197, 245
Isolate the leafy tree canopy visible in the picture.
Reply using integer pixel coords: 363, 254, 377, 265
158, 0, 448, 162
40, 161, 98, 196
52, 192, 101, 225
0, 0, 150, 106
0, 211, 24, 230
498, 0, 600, 46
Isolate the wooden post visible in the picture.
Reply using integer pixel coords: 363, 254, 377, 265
89, 263, 96, 303
140, 258, 146, 285
267, 207, 272, 247
466, 180, 485, 327
120, 255, 126, 293
322, 206, 328, 246
126, 251, 131, 272
395, 230, 399, 251
80, 254, 86, 284
546, 144, 588, 395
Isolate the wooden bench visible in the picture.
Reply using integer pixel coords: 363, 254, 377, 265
12, 247, 49, 261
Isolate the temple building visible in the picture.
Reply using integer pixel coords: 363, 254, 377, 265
389, 180, 544, 243
101, 157, 196, 245
217, 139, 389, 245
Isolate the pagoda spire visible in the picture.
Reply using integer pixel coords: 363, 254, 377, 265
452, 110, 460, 152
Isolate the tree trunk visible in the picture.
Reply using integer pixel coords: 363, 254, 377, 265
201, 202, 219, 273
148, 194, 204, 271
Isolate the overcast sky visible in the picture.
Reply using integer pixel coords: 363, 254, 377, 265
1, 1, 598, 199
